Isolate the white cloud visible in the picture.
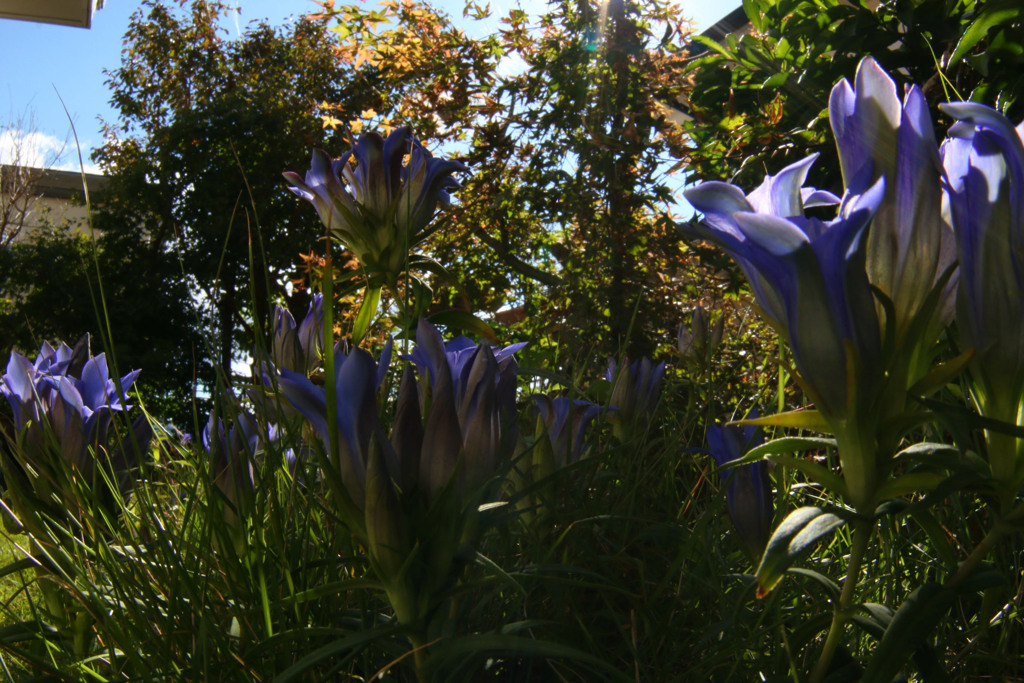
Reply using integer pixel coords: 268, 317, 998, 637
0, 128, 101, 174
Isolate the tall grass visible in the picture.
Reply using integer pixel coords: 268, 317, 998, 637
1, 120, 1023, 683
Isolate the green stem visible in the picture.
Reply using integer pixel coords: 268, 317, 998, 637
386, 273, 415, 333
410, 632, 430, 683
35, 569, 66, 628
810, 516, 872, 683
835, 425, 877, 516
72, 611, 93, 657
984, 428, 1019, 513
323, 244, 339, 471
29, 539, 68, 629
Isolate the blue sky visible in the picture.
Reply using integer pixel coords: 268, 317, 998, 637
0, 0, 735, 173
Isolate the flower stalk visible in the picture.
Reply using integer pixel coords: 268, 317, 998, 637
810, 516, 873, 683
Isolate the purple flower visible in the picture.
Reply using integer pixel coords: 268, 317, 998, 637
940, 102, 1024, 484
265, 340, 392, 509
2, 338, 141, 476
284, 128, 468, 275
606, 356, 665, 426
266, 294, 324, 375
683, 156, 885, 419
405, 319, 524, 497
707, 412, 772, 558
830, 57, 956, 336
2, 339, 80, 431
202, 412, 259, 517
677, 305, 724, 367
533, 395, 604, 468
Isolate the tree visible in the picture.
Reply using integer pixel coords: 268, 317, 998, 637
92, 1, 378, 419
0, 226, 93, 349
317, 0, 698, 361
678, 0, 1024, 190
0, 163, 40, 248
462, 0, 691, 359
0, 114, 67, 246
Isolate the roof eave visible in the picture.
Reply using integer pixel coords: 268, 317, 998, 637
0, 0, 100, 29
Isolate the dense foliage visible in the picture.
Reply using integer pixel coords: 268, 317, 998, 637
310, 0, 703, 360
681, 0, 1024, 188
1, 1, 1024, 681
86, 1, 383, 422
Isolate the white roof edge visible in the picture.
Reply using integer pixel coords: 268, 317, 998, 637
0, 0, 100, 29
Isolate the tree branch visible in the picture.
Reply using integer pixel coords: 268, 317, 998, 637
473, 226, 563, 287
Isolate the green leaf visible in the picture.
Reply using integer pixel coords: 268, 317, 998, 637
849, 602, 893, 639
716, 436, 836, 477
272, 578, 383, 608
243, 627, 361, 660
876, 411, 947, 451
427, 309, 497, 342
732, 409, 831, 433
851, 600, 953, 683
949, 1, 1024, 67
908, 349, 974, 397
742, 0, 766, 32
0, 620, 59, 645
908, 509, 960, 567
763, 71, 790, 88
688, 34, 734, 60
767, 453, 848, 498
352, 285, 381, 345
894, 442, 960, 463
915, 395, 1024, 438
517, 365, 568, 386
474, 551, 527, 600
740, 435, 838, 463
755, 507, 847, 597
874, 471, 945, 501
271, 624, 400, 683
860, 583, 955, 681
0, 557, 35, 580
408, 253, 453, 280
787, 567, 840, 601
862, 568, 1007, 681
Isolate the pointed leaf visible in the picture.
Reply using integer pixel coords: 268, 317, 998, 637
408, 253, 453, 280
878, 411, 941, 446
732, 409, 830, 433
733, 435, 837, 465
850, 602, 893, 639
0, 557, 35, 580
863, 568, 1006, 682
687, 34, 733, 60
271, 624, 400, 683
767, 453, 848, 498
874, 472, 945, 501
352, 285, 382, 345
427, 309, 497, 342
895, 442, 960, 463
849, 600, 953, 682
787, 567, 840, 601
908, 349, 974, 397
948, 1, 1024, 67
860, 583, 955, 681
756, 507, 847, 597
0, 620, 60, 645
